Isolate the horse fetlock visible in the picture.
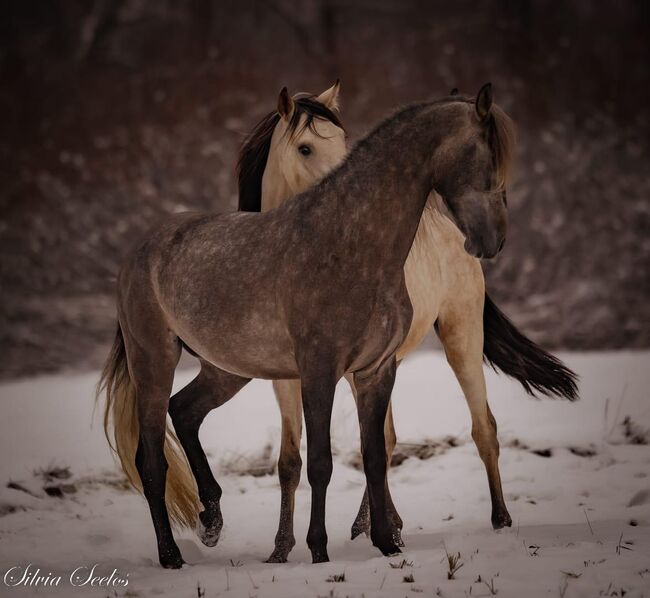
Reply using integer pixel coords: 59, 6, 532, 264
370, 516, 400, 554
388, 514, 405, 547
266, 550, 289, 564
392, 527, 405, 548
491, 508, 512, 530
372, 530, 402, 557
352, 512, 403, 547
307, 529, 328, 563
158, 542, 184, 569
267, 535, 295, 563
310, 549, 330, 564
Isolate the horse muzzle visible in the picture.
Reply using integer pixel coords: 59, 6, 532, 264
463, 232, 506, 259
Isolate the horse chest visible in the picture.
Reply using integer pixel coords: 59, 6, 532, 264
396, 222, 444, 357
343, 280, 413, 375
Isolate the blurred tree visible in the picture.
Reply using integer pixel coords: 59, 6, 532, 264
0, 0, 649, 378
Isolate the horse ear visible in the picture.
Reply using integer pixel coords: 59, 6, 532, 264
475, 82, 492, 121
450, 87, 459, 96
316, 79, 341, 111
278, 87, 295, 120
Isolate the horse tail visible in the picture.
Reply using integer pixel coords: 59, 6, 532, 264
97, 324, 200, 529
482, 293, 579, 401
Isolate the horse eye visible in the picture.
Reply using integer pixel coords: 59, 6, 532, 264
298, 144, 312, 156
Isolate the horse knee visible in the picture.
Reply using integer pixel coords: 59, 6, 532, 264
278, 451, 302, 488
307, 456, 332, 488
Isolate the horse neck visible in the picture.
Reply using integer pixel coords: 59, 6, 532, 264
313, 104, 444, 272
260, 149, 292, 211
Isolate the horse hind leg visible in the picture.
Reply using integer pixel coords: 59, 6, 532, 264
438, 305, 512, 530
266, 379, 303, 563
168, 360, 249, 548
120, 317, 184, 568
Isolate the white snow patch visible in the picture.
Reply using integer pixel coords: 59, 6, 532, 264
0, 350, 649, 597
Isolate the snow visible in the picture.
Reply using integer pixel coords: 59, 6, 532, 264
0, 350, 649, 597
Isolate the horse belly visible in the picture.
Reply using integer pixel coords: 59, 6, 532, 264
184, 320, 298, 379
163, 292, 299, 379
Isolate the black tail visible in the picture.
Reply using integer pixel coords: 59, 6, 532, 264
483, 293, 579, 401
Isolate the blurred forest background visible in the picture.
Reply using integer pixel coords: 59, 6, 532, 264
1, 0, 649, 379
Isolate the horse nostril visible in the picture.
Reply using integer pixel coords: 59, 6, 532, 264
498, 238, 505, 252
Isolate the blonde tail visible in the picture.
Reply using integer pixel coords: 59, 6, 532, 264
96, 324, 201, 528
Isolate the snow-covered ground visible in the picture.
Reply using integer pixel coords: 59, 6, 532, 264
0, 350, 649, 597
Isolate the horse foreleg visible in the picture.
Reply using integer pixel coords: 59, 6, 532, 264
438, 309, 512, 530
300, 368, 336, 563
351, 395, 403, 546
168, 361, 249, 547
267, 379, 303, 563
353, 358, 402, 557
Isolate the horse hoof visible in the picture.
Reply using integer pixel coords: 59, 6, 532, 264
159, 552, 184, 569
381, 545, 402, 557
492, 512, 512, 530
311, 551, 330, 564
266, 551, 288, 564
197, 512, 222, 547
375, 540, 401, 557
